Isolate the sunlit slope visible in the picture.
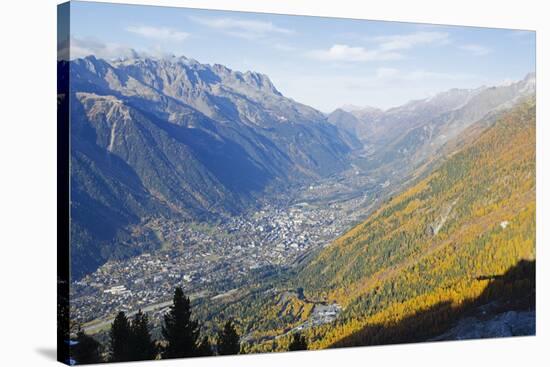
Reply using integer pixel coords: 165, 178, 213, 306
297, 99, 535, 347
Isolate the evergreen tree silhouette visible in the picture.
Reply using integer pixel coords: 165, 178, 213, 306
109, 311, 131, 362
161, 287, 200, 358
129, 310, 157, 361
217, 320, 240, 355
197, 336, 214, 356
288, 332, 308, 351
73, 329, 103, 364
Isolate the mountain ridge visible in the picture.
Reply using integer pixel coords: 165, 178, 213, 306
64, 54, 534, 282
65, 55, 357, 278
329, 72, 535, 144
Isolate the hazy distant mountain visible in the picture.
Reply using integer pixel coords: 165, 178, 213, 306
329, 72, 535, 171
64, 55, 357, 278
327, 106, 383, 140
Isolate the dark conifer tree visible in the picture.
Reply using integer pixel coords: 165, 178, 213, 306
73, 329, 103, 364
288, 332, 308, 351
197, 336, 214, 357
216, 320, 240, 355
109, 311, 132, 362
129, 310, 157, 361
161, 287, 200, 358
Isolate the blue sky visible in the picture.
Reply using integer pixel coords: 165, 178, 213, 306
68, 1, 536, 111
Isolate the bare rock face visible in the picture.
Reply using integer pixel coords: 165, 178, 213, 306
431, 310, 535, 341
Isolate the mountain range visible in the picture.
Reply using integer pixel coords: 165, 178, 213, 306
328, 73, 535, 173
61, 54, 535, 280
62, 55, 357, 278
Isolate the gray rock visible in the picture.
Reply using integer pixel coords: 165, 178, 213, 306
431, 310, 535, 341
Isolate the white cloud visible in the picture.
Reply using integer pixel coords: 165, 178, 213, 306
57, 37, 70, 61
126, 26, 189, 42
374, 31, 450, 51
308, 32, 449, 63
68, 36, 192, 60
69, 37, 140, 60
307, 44, 402, 62
190, 16, 293, 39
459, 44, 491, 56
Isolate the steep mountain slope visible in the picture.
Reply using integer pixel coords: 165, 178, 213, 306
295, 98, 535, 348
66, 56, 356, 278
381, 73, 535, 165
70, 56, 355, 182
327, 106, 383, 141
329, 74, 535, 174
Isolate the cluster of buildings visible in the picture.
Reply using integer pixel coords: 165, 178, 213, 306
71, 168, 389, 333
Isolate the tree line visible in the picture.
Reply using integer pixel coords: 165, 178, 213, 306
72, 287, 308, 364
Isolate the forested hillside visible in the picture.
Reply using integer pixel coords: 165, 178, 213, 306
188, 98, 535, 353
295, 98, 535, 348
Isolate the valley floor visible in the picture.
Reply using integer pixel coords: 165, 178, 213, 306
70, 147, 402, 334
70, 100, 537, 351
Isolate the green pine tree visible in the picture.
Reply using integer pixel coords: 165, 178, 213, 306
109, 311, 131, 362
216, 320, 240, 355
73, 329, 103, 364
288, 332, 308, 351
161, 287, 200, 358
129, 310, 157, 361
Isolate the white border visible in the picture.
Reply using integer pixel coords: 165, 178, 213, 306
0, 1, 546, 366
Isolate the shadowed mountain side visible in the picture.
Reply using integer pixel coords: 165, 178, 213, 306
64, 55, 359, 279
329, 259, 535, 348
133, 106, 280, 194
